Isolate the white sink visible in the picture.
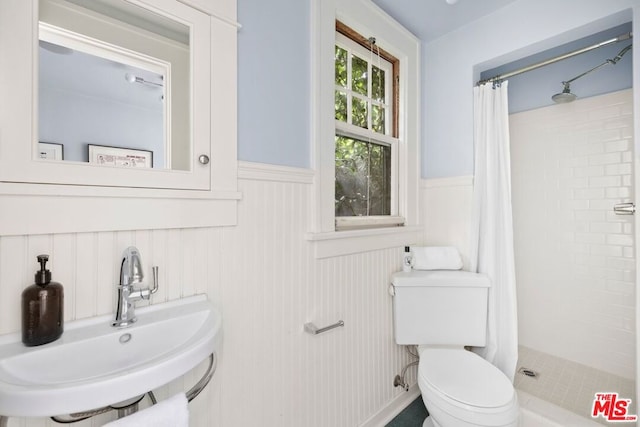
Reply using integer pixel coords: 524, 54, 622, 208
0, 294, 221, 417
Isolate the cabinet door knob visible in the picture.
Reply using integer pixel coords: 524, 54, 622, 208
198, 154, 210, 165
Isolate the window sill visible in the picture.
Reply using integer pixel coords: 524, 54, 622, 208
305, 225, 422, 259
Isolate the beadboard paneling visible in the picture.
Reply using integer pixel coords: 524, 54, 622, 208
420, 176, 474, 269
0, 168, 416, 426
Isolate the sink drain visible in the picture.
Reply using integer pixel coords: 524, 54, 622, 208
119, 333, 132, 344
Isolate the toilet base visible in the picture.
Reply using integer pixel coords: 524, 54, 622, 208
423, 416, 436, 427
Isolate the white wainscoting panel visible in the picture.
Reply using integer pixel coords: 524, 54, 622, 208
0, 163, 418, 426
420, 176, 474, 269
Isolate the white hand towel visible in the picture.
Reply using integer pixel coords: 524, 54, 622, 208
412, 246, 463, 271
104, 393, 189, 427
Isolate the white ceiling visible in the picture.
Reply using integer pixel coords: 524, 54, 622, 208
371, 0, 520, 41
40, 42, 164, 111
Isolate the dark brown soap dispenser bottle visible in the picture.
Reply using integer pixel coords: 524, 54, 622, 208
21, 254, 64, 346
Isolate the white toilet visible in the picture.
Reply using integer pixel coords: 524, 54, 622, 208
391, 270, 519, 427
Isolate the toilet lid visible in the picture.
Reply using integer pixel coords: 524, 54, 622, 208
419, 348, 514, 408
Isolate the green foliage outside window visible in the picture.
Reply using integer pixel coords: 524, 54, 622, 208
335, 136, 391, 217
334, 43, 392, 217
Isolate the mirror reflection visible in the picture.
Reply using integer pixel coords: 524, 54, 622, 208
38, 0, 190, 171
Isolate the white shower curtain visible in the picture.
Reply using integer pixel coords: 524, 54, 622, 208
469, 81, 518, 381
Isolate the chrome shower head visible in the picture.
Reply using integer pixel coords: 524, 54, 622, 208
552, 82, 577, 104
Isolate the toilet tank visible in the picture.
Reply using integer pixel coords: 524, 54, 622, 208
391, 270, 490, 346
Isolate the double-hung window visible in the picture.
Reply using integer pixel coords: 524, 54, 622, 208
309, 0, 420, 257
334, 23, 401, 229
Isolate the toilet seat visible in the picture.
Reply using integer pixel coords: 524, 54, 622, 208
418, 347, 514, 409
417, 347, 519, 426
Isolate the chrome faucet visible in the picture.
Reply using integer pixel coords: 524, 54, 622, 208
112, 246, 159, 327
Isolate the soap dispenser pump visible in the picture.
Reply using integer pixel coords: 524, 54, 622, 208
402, 246, 412, 272
21, 255, 64, 346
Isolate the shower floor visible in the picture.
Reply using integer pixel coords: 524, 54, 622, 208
516, 346, 636, 426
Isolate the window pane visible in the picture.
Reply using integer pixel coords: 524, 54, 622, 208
351, 55, 367, 95
335, 136, 391, 217
335, 46, 347, 88
352, 97, 368, 129
368, 143, 391, 215
335, 91, 347, 122
372, 105, 385, 134
371, 66, 385, 102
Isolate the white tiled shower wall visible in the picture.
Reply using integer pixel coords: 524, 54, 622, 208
0, 167, 418, 426
509, 89, 635, 380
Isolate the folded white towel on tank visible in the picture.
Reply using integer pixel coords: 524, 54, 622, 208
104, 393, 189, 427
411, 246, 463, 270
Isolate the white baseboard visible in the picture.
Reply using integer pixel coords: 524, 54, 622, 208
359, 384, 421, 427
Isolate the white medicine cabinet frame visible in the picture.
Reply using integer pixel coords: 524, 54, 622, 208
0, 0, 240, 235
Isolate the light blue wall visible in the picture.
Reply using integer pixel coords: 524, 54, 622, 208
39, 88, 164, 166
481, 23, 633, 114
237, 0, 310, 168
421, 1, 636, 179
237, 1, 635, 178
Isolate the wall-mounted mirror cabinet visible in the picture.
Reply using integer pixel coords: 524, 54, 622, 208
39, 0, 190, 171
0, 0, 240, 235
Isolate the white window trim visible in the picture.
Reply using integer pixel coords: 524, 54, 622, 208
307, 0, 421, 258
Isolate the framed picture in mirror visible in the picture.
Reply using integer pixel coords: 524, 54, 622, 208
38, 142, 64, 160
88, 144, 153, 168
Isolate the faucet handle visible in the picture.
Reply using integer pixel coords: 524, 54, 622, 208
150, 266, 159, 295
138, 266, 159, 300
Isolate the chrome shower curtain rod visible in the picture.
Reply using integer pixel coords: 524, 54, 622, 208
477, 31, 633, 86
